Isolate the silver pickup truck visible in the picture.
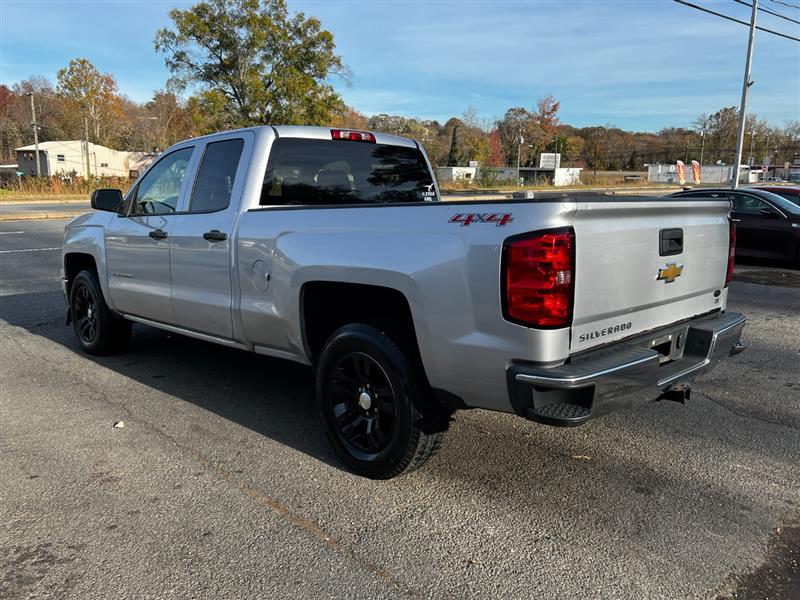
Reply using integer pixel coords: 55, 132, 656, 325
62, 126, 745, 478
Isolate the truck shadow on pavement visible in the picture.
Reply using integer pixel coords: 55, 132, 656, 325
98, 324, 342, 468
0, 290, 340, 470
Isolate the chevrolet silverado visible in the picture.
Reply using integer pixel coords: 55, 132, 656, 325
62, 126, 746, 478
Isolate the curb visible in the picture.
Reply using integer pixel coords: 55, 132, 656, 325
0, 198, 88, 205
0, 211, 80, 222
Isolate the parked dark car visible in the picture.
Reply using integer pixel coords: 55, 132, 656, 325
668, 188, 800, 262
751, 186, 800, 206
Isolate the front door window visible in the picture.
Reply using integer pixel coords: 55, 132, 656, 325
130, 147, 194, 215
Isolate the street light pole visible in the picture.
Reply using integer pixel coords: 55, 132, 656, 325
28, 93, 41, 177
516, 133, 523, 187
731, 0, 758, 190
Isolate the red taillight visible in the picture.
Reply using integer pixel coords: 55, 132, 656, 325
330, 129, 376, 143
725, 218, 736, 287
503, 229, 575, 328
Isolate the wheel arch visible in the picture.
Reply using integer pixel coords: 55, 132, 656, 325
301, 281, 423, 365
298, 278, 465, 411
64, 252, 98, 295
63, 217, 115, 311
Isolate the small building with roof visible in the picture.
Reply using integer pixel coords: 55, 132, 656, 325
16, 141, 155, 178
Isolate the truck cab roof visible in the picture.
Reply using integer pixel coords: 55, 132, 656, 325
180, 125, 418, 149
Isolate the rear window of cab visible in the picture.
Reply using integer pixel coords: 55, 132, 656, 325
260, 138, 435, 206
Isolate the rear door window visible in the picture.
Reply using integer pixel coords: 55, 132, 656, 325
189, 138, 245, 212
261, 138, 435, 206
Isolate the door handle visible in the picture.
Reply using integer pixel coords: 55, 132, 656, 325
203, 230, 228, 242
149, 229, 168, 240
731, 218, 741, 223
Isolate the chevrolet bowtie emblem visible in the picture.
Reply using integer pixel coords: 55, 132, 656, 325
657, 262, 684, 283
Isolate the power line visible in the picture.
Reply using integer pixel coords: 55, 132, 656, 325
733, 0, 800, 24
673, 0, 800, 41
768, 0, 800, 11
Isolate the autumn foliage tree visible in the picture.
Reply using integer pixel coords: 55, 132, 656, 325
56, 58, 124, 144
0, 85, 21, 159
531, 95, 560, 153
496, 95, 561, 168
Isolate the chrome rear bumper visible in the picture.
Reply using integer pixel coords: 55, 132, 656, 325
507, 311, 746, 426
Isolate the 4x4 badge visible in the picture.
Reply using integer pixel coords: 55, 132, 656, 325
657, 262, 684, 283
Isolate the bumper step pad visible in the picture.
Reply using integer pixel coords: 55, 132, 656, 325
526, 402, 591, 426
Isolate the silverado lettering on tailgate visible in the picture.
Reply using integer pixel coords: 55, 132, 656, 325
577, 321, 633, 343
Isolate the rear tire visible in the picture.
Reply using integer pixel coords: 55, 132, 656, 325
316, 323, 446, 479
69, 270, 131, 355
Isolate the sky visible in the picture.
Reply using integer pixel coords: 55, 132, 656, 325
1, 0, 798, 132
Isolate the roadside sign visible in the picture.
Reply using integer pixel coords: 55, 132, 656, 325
538, 153, 561, 169
761, 165, 768, 173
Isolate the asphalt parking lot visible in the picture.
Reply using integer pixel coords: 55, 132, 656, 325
1, 219, 798, 600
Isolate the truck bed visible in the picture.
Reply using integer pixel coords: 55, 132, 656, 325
234, 194, 732, 413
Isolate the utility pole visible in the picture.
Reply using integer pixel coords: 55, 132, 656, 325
516, 132, 523, 187
699, 129, 706, 166
731, 0, 758, 190
83, 118, 90, 178
28, 93, 41, 177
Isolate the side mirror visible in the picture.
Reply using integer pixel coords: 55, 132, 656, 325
759, 207, 780, 218
91, 188, 124, 213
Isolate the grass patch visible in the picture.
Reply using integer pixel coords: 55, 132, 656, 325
1, 175, 133, 199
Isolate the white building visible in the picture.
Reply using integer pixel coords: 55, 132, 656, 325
437, 165, 582, 187
437, 166, 482, 183
16, 141, 155, 178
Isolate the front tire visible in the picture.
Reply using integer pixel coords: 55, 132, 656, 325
69, 270, 131, 355
316, 323, 446, 479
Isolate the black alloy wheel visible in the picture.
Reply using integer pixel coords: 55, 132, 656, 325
329, 351, 396, 457
316, 323, 448, 479
73, 282, 99, 345
69, 270, 131, 355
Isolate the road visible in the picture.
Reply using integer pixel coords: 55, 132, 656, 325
1, 219, 798, 599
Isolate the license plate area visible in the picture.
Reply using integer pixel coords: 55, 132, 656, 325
639, 327, 689, 364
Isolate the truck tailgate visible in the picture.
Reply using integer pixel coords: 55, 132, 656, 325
570, 198, 731, 353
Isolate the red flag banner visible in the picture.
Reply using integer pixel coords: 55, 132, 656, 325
691, 160, 701, 183
676, 160, 686, 185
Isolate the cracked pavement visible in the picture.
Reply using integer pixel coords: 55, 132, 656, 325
1, 219, 798, 599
